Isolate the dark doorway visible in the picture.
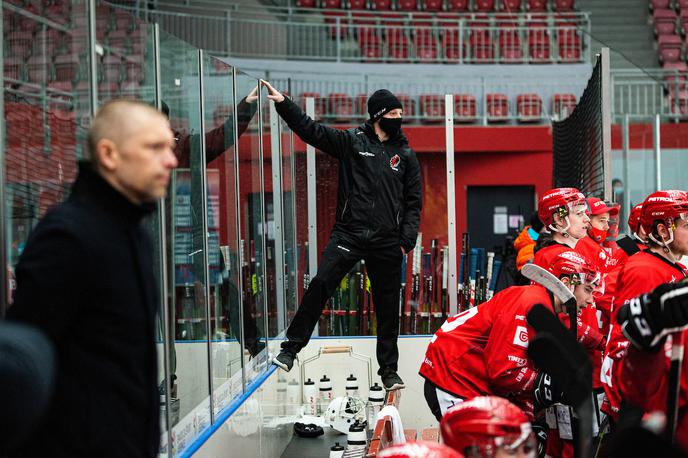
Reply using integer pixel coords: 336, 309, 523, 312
466, 186, 535, 253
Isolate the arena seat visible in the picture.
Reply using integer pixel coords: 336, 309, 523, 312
328, 93, 355, 122
454, 94, 477, 122
349, 0, 368, 9
553, 0, 574, 12
678, 0, 688, 10
106, 29, 129, 51
501, 0, 522, 11
102, 54, 122, 82
517, 93, 543, 121
487, 93, 509, 121
475, 0, 495, 12
414, 28, 439, 61
54, 54, 81, 83
419, 94, 444, 122
398, 0, 419, 11
499, 26, 523, 62
658, 34, 682, 63
650, 0, 670, 10
359, 27, 384, 61
396, 94, 417, 121
422, 0, 443, 12
296, 0, 317, 8
679, 9, 688, 35
299, 92, 327, 120
7, 30, 33, 59
323, 0, 343, 8
124, 55, 144, 83
372, 0, 393, 10
446, 0, 469, 12
441, 29, 462, 62
552, 93, 576, 118
663, 63, 687, 95
653, 8, 677, 36
356, 93, 368, 119
527, 0, 547, 12
33, 28, 62, 57
48, 80, 73, 94
558, 26, 582, 62
4, 57, 24, 81
26, 55, 50, 84
669, 90, 688, 115
324, 11, 348, 38
387, 28, 411, 61
528, 23, 550, 63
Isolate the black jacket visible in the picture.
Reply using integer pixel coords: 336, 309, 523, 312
275, 97, 422, 251
8, 163, 159, 457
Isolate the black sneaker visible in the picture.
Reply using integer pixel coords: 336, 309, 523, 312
381, 368, 405, 391
273, 349, 297, 372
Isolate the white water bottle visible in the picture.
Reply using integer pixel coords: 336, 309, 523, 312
367, 382, 385, 430
303, 378, 317, 416
329, 442, 345, 458
345, 374, 359, 398
319, 375, 333, 413
287, 379, 300, 416
347, 420, 368, 451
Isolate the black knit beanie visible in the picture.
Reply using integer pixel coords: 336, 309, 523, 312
367, 89, 403, 121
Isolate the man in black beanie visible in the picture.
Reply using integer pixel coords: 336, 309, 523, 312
263, 81, 422, 390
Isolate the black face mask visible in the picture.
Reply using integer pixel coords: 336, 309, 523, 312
379, 117, 402, 138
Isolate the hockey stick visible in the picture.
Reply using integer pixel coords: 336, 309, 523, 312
521, 263, 578, 340
667, 332, 684, 444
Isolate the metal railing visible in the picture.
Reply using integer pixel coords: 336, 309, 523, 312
113, 3, 591, 64
611, 69, 687, 122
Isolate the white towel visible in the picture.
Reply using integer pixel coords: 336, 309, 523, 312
377, 405, 406, 445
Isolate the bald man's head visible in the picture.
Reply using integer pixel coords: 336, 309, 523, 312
87, 99, 177, 205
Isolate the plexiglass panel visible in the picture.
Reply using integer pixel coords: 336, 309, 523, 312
158, 30, 210, 453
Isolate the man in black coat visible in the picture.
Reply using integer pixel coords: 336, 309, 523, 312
263, 81, 422, 390
7, 99, 178, 456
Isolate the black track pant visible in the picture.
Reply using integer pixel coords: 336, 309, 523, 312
281, 232, 403, 374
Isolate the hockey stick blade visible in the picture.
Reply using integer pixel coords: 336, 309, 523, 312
521, 264, 575, 303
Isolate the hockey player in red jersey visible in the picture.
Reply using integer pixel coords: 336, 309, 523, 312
613, 190, 688, 449
420, 251, 600, 423
603, 191, 688, 431
441, 396, 537, 458
532, 188, 590, 268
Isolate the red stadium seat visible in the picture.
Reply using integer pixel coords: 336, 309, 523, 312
414, 28, 438, 61
124, 55, 145, 83
356, 93, 368, 119
33, 28, 62, 57
387, 28, 410, 62
328, 93, 354, 122
446, 0, 469, 11
501, 0, 522, 11
558, 26, 582, 62
659, 34, 683, 63
411, 13, 435, 27
441, 29, 463, 62
352, 11, 377, 25
475, 0, 495, 11
359, 27, 383, 61
398, 0, 419, 10
553, 0, 574, 12
516, 94, 542, 122
7, 30, 33, 59
487, 93, 509, 121
679, 9, 688, 35
349, 0, 368, 9
107, 29, 129, 51
323, 0, 343, 7
678, 0, 688, 10
552, 93, 576, 118
454, 94, 477, 122
102, 54, 122, 82
419, 94, 444, 122
669, 90, 688, 116
422, 0, 443, 12
499, 26, 522, 62
372, 0, 393, 10
54, 54, 80, 83
4, 57, 24, 81
528, 23, 550, 62
296, 0, 317, 8
396, 94, 416, 122
98, 81, 120, 96
527, 0, 547, 12
653, 9, 677, 35
26, 55, 50, 83
650, 0, 670, 10
469, 29, 494, 63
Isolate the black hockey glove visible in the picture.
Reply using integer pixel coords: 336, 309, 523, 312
618, 280, 688, 352
533, 371, 567, 410
532, 419, 548, 458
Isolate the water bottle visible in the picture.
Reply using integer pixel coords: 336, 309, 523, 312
347, 420, 368, 451
276, 374, 287, 416
287, 379, 300, 416
345, 373, 359, 398
329, 442, 345, 458
303, 378, 317, 416
319, 375, 333, 414
367, 382, 385, 430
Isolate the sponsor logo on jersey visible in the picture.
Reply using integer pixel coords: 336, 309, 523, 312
508, 355, 528, 366
513, 326, 529, 348
423, 357, 433, 368
358, 151, 375, 157
515, 315, 526, 321
390, 154, 400, 171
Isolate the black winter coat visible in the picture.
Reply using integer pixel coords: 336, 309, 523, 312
275, 97, 422, 251
7, 163, 159, 457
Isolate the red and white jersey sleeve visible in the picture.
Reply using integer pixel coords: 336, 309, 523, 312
532, 243, 572, 269
420, 285, 554, 418
601, 252, 687, 420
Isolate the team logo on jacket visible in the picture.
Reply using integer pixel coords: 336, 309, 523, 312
390, 154, 400, 171
513, 326, 529, 348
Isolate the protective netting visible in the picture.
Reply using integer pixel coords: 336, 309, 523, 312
552, 54, 607, 198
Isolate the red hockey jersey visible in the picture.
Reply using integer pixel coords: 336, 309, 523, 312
601, 251, 687, 420
419, 285, 554, 418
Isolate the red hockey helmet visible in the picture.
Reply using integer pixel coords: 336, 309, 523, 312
549, 250, 601, 288
628, 203, 643, 235
378, 441, 465, 458
440, 396, 535, 458
640, 190, 688, 245
538, 188, 587, 228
